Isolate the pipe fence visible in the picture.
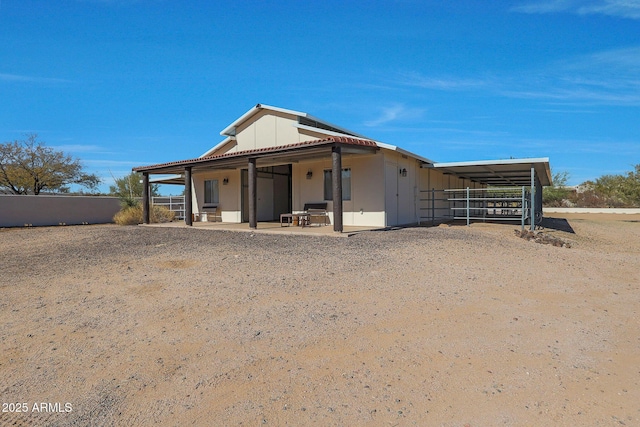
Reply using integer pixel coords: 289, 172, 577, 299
419, 187, 538, 230
152, 196, 185, 220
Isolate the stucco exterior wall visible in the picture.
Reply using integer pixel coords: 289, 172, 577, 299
234, 110, 301, 151
293, 153, 386, 227
192, 170, 242, 222
0, 195, 121, 227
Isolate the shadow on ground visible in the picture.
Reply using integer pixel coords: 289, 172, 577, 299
541, 217, 575, 234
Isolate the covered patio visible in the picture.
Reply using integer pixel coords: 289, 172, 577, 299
133, 136, 379, 233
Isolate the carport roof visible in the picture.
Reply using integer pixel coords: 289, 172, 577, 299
430, 158, 552, 186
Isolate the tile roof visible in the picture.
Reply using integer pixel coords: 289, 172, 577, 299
133, 136, 378, 173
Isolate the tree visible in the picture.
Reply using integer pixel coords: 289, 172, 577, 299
0, 134, 100, 195
592, 164, 640, 207
542, 169, 572, 207
109, 172, 159, 206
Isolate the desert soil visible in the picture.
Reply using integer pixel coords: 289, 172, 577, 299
1, 214, 639, 426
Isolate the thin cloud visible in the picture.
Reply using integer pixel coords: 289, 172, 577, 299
512, 0, 640, 19
396, 72, 488, 91
0, 73, 72, 84
504, 46, 640, 105
511, 0, 576, 13
52, 144, 105, 153
397, 46, 640, 106
83, 159, 144, 167
364, 104, 425, 127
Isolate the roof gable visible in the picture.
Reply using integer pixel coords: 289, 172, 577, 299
202, 104, 374, 158
219, 104, 367, 139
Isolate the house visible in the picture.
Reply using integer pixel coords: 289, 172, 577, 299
133, 104, 551, 232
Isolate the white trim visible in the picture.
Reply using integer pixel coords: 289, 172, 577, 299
433, 157, 550, 168
376, 141, 434, 164
200, 136, 235, 157
300, 113, 370, 138
431, 157, 552, 186
293, 123, 370, 139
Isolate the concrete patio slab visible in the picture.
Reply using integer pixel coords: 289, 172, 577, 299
140, 221, 382, 237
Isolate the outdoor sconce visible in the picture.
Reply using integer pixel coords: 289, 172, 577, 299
223, 177, 229, 185
306, 169, 313, 179
399, 168, 407, 177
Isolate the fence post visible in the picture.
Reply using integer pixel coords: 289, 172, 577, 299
431, 188, 435, 225
521, 186, 525, 231
466, 187, 470, 226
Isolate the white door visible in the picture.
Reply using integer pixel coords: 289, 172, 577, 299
397, 163, 414, 225
385, 162, 398, 226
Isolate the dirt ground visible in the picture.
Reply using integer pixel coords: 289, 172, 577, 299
1, 214, 639, 426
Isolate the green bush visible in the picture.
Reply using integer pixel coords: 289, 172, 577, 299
543, 170, 572, 207
113, 204, 175, 225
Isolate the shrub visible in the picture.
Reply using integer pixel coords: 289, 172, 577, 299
543, 170, 572, 207
113, 204, 175, 225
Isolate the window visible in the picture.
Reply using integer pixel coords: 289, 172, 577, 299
204, 179, 219, 204
323, 168, 351, 201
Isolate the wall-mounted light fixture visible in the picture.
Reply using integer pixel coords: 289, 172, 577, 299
306, 169, 313, 179
399, 168, 407, 177
223, 177, 229, 185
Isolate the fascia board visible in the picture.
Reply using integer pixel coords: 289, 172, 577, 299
433, 157, 550, 168
294, 123, 368, 139
376, 141, 434, 164
200, 136, 235, 157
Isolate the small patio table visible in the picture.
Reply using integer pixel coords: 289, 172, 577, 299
280, 212, 310, 227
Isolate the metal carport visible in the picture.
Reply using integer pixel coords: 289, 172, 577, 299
426, 158, 552, 230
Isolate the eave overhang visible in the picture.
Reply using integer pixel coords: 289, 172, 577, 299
133, 136, 379, 175
428, 158, 552, 186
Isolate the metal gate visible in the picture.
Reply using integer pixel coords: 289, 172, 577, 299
420, 187, 541, 230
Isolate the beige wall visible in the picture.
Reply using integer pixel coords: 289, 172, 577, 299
192, 170, 242, 222
293, 153, 386, 227
233, 110, 302, 151
192, 145, 468, 227
417, 167, 487, 223
0, 195, 121, 227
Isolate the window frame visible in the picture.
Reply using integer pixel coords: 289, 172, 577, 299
204, 179, 219, 204
323, 168, 351, 201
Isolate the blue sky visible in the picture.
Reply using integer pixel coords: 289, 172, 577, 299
1, 0, 639, 193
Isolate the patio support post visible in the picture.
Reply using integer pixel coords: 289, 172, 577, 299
536, 179, 543, 223
142, 172, 150, 224
332, 144, 343, 232
185, 167, 193, 226
248, 158, 257, 229
530, 166, 535, 231
521, 186, 526, 231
